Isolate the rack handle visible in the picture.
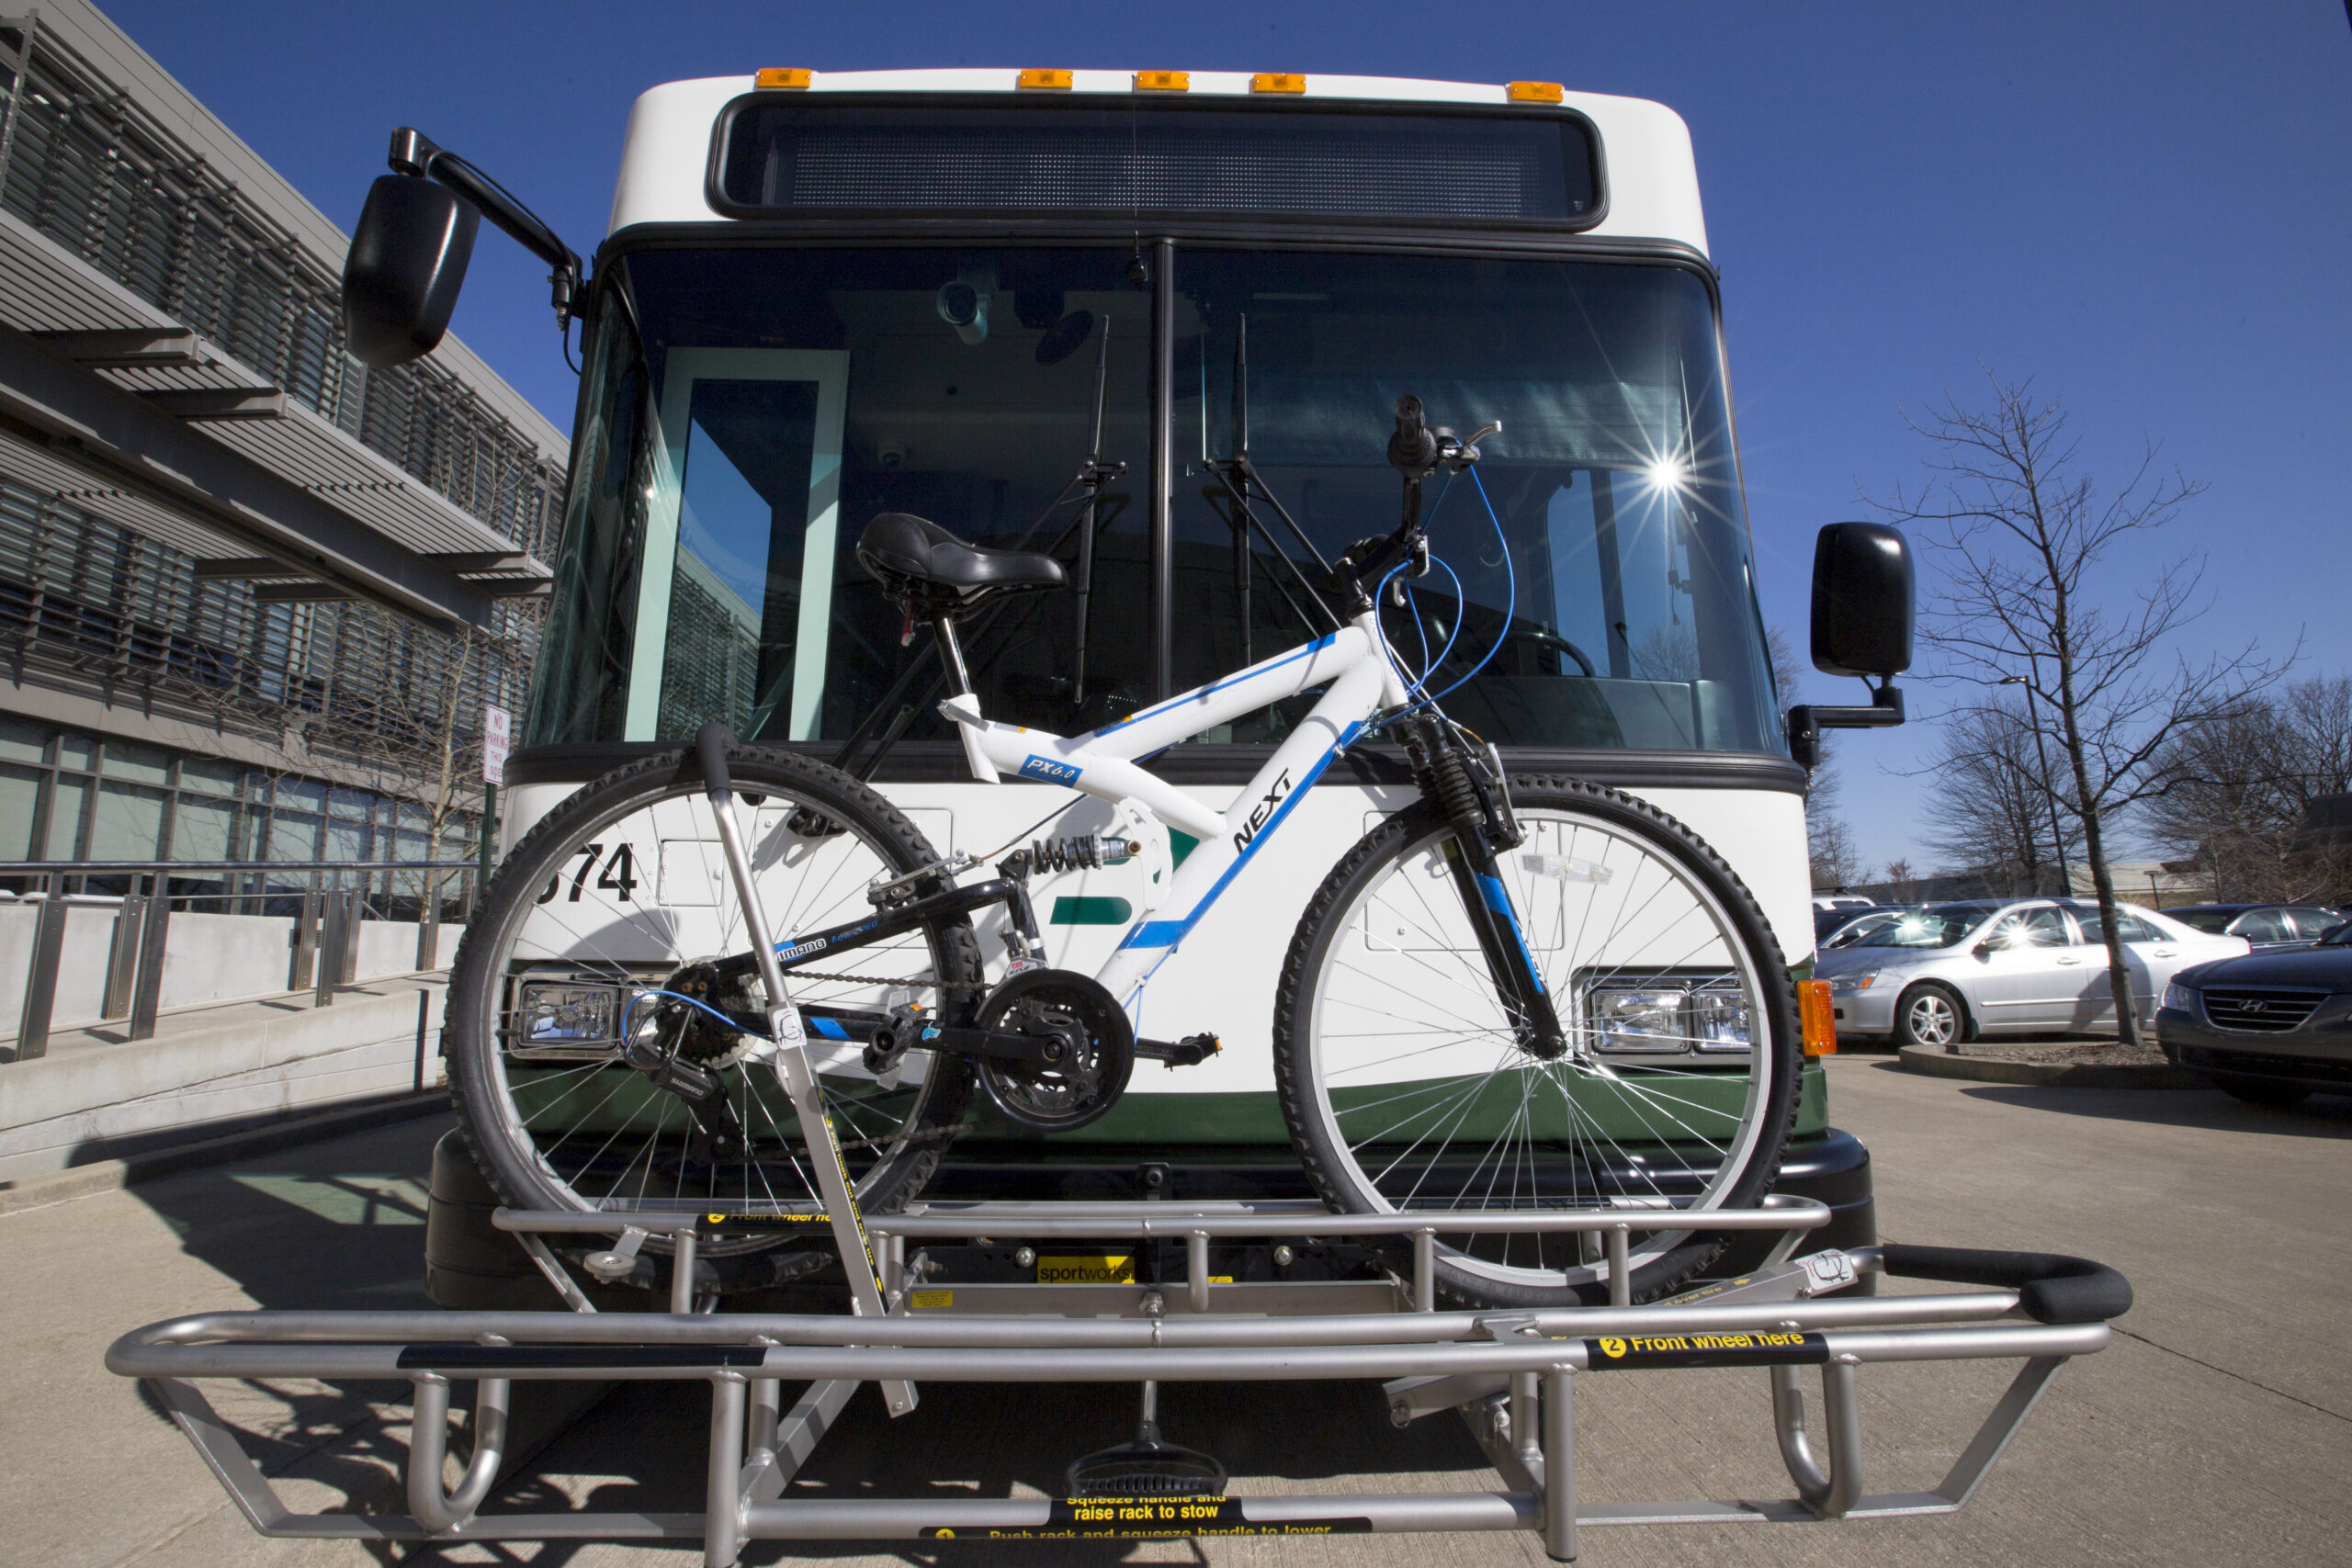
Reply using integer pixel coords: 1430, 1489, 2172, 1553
1878, 1244, 2132, 1324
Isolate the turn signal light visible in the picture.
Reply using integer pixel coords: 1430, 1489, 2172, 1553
755, 68, 812, 90
1017, 68, 1073, 90
1800, 979, 1838, 1056
1133, 70, 1191, 92
1250, 73, 1306, 94
1507, 80, 1565, 104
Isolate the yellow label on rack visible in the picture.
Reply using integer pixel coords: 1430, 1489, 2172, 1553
1036, 1254, 1136, 1284
910, 1290, 954, 1309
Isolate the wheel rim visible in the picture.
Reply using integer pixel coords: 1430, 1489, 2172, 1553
1906, 993, 1956, 1047
462, 775, 959, 1229
1298, 807, 1781, 1293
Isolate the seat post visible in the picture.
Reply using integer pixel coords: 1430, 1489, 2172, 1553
933, 614, 976, 696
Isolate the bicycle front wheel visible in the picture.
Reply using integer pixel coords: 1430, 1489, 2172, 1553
1273, 777, 1802, 1307
444, 746, 983, 1290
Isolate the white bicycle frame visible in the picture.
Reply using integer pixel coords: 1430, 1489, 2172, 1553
936, 607, 1411, 1010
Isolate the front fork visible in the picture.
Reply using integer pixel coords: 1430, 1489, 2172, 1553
1399, 715, 1568, 1058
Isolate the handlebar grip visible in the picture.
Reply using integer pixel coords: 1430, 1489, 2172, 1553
1389, 394, 1436, 474
695, 721, 736, 802
1878, 1244, 2132, 1324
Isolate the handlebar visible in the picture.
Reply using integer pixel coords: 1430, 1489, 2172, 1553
1389, 394, 1437, 475
1876, 1244, 2133, 1324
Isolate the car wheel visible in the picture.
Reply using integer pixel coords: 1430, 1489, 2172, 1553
1894, 983, 1969, 1050
2212, 1074, 2311, 1108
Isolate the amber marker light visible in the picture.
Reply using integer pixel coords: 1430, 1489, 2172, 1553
1250, 73, 1306, 94
1133, 70, 1191, 92
755, 68, 812, 90
1506, 80, 1565, 104
1017, 68, 1073, 90
1800, 980, 1838, 1056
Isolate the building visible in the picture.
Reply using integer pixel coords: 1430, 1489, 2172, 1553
0, 0, 564, 906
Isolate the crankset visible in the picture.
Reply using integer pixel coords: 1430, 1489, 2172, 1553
969, 968, 1136, 1133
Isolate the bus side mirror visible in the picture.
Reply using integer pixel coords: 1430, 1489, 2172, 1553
1810, 522, 1914, 679
343, 174, 479, 367
1785, 523, 1913, 768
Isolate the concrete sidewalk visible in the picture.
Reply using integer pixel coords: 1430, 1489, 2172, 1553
6, 1060, 2348, 1566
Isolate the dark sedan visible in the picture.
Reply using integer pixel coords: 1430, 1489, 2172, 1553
2157, 923, 2352, 1106
2165, 902, 2346, 950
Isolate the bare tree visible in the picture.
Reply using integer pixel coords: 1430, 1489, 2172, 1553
1881, 374, 2289, 1046
2144, 676, 2352, 902
1920, 700, 2085, 895
1881, 858, 1920, 901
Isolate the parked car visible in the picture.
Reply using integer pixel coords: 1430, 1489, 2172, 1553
2157, 921, 2352, 1106
1815, 907, 1909, 944
1817, 906, 1905, 951
2164, 903, 2347, 950
1813, 898, 2249, 1049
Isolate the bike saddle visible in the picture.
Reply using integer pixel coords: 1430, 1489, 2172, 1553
856, 513, 1066, 595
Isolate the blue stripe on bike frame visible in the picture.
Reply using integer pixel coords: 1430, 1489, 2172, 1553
1091, 633, 1338, 738
1119, 719, 1364, 952
1476, 872, 1549, 994
807, 1015, 851, 1041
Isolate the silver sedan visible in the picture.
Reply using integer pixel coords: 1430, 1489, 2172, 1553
1813, 898, 2249, 1049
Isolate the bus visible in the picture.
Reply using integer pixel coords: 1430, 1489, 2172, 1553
352, 67, 1901, 1299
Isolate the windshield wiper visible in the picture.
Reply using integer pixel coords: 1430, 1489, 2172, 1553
1204, 314, 1344, 666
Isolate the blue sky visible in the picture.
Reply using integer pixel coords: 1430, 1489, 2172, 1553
98, 0, 2352, 870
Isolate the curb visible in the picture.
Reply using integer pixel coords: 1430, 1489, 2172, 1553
1897, 1044, 2204, 1090
0, 1091, 450, 1214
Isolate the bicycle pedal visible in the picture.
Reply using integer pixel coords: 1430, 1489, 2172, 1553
1136, 1032, 1220, 1068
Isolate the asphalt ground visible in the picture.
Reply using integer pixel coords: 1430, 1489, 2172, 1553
6, 1054, 2349, 1568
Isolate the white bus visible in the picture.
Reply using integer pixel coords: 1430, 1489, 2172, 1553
348, 68, 1908, 1303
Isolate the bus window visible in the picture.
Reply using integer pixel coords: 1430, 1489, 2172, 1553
1170, 250, 1780, 753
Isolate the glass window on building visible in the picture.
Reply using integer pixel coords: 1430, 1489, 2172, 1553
268, 808, 322, 863
91, 781, 168, 860
46, 774, 89, 859
172, 795, 237, 863
177, 758, 241, 796
0, 762, 40, 858
58, 734, 95, 771
102, 740, 171, 786
0, 718, 47, 765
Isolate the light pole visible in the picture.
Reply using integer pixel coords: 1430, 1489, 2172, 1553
1998, 674, 2074, 896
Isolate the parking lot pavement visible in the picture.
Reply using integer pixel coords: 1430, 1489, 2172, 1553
6, 1062, 2348, 1568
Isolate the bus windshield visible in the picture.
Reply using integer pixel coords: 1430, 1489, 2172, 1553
526, 245, 1783, 759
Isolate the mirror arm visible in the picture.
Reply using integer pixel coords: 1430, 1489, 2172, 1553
1787, 680, 1905, 768
389, 128, 584, 322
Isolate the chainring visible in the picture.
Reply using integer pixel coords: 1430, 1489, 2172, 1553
973, 968, 1136, 1133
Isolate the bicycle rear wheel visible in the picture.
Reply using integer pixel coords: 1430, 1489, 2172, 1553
444, 745, 983, 1291
1273, 777, 1802, 1307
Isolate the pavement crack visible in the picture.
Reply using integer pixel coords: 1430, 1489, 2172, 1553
2110, 1324, 2352, 1424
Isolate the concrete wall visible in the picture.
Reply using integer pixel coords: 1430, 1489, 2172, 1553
0, 905, 463, 1038
0, 978, 447, 1184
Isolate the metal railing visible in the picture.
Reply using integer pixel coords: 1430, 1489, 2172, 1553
0, 857, 476, 1059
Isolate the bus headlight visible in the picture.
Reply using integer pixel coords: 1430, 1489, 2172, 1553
1586, 987, 1688, 1052
1690, 984, 1752, 1053
513, 981, 622, 1056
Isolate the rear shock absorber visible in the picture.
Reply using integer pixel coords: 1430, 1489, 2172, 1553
1025, 834, 1142, 873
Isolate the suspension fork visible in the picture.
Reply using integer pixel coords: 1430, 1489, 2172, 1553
1402, 716, 1567, 1058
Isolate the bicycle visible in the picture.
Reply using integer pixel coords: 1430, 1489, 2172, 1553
444, 396, 1801, 1309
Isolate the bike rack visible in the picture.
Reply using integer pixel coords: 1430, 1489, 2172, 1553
107, 1194, 2126, 1564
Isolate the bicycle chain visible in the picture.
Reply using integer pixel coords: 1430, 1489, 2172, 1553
784, 970, 989, 991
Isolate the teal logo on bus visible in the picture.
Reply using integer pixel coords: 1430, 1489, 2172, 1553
1019, 754, 1081, 786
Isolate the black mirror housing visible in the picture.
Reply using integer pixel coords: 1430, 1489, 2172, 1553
343, 175, 478, 367
1810, 523, 1915, 679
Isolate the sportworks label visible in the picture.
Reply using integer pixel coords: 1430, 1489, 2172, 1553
1035, 1254, 1136, 1285
922, 1496, 1370, 1540
1232, 769, 1294, 852
1019, 754, 1082, 786
1582, 1330, 1829, 1370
